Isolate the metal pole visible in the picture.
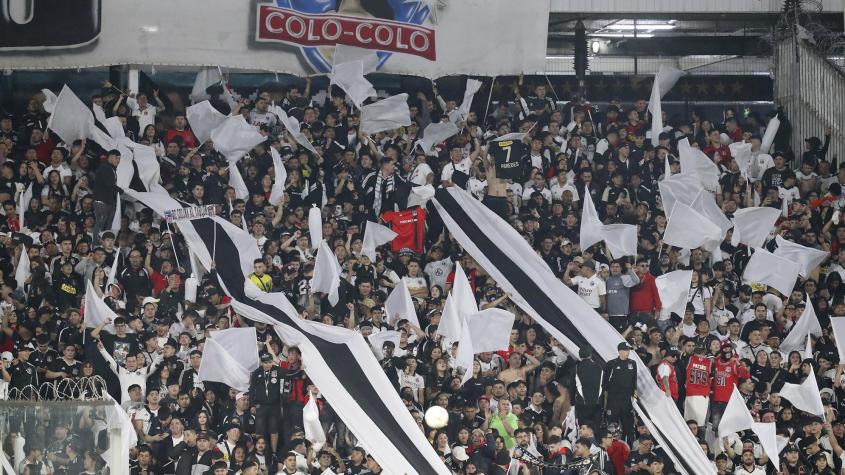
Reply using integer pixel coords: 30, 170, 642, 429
482, 76, 497, 125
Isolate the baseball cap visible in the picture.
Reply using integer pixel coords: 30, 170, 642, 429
617, 342, 632, 351
0, 351, 12, 361
142, 296, 160, 306
452, 446, 469, 462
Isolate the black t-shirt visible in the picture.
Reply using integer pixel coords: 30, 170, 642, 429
489, 140, 529, 180
102, 333, 139, 366
626, 451, 655, 475
47, 358, 81, 380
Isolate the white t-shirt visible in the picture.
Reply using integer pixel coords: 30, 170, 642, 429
441, 158, 472, 184
403, 275, 428, 295
551, 181, 579, 202
570, 274, 606, 308
687, 286, 712, 315
398, 372, 425, 401
468, 177, 487, 200
424, 258, 453, 292
131, 103, 157, 133
409, 163, 433, 186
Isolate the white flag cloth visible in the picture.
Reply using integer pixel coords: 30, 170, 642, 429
368, 330, 402, 360
456, 317, 476, 385
15, 245, 30, 292
103, 396, 139, 475
659, 173, 731, 235
648, 80, 664, 147
655, 270, 693, 318
805, 333, 814, 360
648, 65, 683, 146
730, 207, 780, 248
103, 116, 125, 140
47, 85, 114, 150
437, 293, 462, 343
449, 79, 483, 124
678, 138, 720, 192
332, 45, 379, 73
17, 183, 32, 230
114, 142, 135, 189
742, 249, 800, 296
773, 235, 829, 278
407, 184, 436, 208
83, 280, 117, 334
92, 103, 107, 123
210, 115, 265, 163
110, 193, 122, 233
308, 206, 323, 250
186, 101, 227, 145
123, 140, 165, 193
718, 386, 755, 437
779, 374, 825, 416
269, 147, 288, 206
602, 224, 639, 258
761, 114, 780, 153
228, 162, 250, 201
751, 422, 779, 470
190, 67, 223, 104
106, 247, 120, 288
579, 191, 605, 251
780, 296, 823, 354
465, 308, 514, 353
663, 202, 722, 250
829, 317, 845, 363
41, 88, 58, 114
385, 279, 419, 327
361, 94, 411, 135
198, 327, 259, 392
331, 59, 376, 109
452, 263, 479, 319
271, 106, 321, 156
729, 141, 753, 176
361, 221, 397, 262
303, 396, 327, 452
690, 190, 732, 235
311, 240, 341, 305
418, 121, 460, 153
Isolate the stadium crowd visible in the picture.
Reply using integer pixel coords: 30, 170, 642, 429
0, 75, 841, 475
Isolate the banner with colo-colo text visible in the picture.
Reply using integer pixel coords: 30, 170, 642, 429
0, 0, 550, 77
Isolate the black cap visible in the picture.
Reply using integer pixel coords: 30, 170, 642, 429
618, 342, 632, 351
260, 352, 274, 363
197, 431, 210, 440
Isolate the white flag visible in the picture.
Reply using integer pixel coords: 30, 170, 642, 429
653, 64, 684, 102
579, 191, 605, 251
658, 172, 702, 219
718, 386, 754, 437
437, 293, 462, 343
269, 147, 288, 206
728, 141, 753, 176
110, 193, 122, 233
361, 94, 411, 135
742, 249, 800, 296
780, 295, 823, 354
186, 100, 227, 145
361, 221, 397, 262
210, 115, 265, 163
41, 88, 58, 114
663, 202, 722, 250
17, 183, 32, 230
303, 396, 327, 452
368, 330, 402, 360
332, 45, 379, 73
465, 308, 515, 353
602, 223, 638, 258
198, 327, 259, 392
385, 279, 419, 328
106, 248, 120, 288
123, 140, 165, 193
690, 190, 732, 235
648, 81, 664, 147
730, 207, 780, 248
450, 79, 483, 124
190, 67, 223, 104
829, 317, 845, 363
308, 206, 323, 250
655, 270, 693, 318
103, 116, 125, 140
773, 235, 829, 278
452, 263, 479, 319
407, 184, 436, 208
47, 85, 114, 150
83, 280, 118, 334
761, 114, 780, 153
331, 60, 376, 109
311, 240, 341, 306
678, 138, 720, 192
271, 106, 321, 156
779, 373, 825, 416
228, 162, 250, 201
456, 316, 476, 385
15, 245, 30, 292
751, 422, 779, 470
418, 121, 460, 154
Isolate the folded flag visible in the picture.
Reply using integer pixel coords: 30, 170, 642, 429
268, 147, 288, 206
761, 114, 780, 154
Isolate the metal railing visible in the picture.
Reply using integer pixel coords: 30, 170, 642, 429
774, 38, 845, 166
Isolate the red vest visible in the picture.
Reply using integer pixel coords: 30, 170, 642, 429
685, 354, 713, 398
655, 360, 678, 400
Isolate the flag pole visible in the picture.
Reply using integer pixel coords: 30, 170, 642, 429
482, 76, 497, 125
166, 222, 182, 270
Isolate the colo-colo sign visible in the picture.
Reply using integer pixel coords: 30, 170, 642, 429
255, 0, 440, 73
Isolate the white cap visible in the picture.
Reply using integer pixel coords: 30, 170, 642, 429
142, 296, 160, 306
452, 446, 469, 462
1, 351, 13, 361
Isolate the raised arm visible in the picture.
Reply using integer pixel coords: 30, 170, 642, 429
96, 340, 119, 374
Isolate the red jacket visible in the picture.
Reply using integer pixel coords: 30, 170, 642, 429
629, 273, 662, 313
165, 128, 198, 149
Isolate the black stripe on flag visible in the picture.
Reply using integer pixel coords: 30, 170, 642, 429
189, 216, 443, 475
433, 188, 599, 361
